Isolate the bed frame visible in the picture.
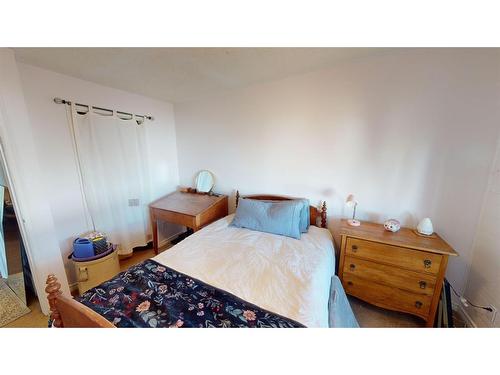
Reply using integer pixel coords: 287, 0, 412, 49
45, 191, 328, 328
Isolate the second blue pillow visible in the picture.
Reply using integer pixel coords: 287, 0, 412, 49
230, 198, 303, 239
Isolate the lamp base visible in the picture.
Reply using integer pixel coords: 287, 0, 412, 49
347, 219, 361, 227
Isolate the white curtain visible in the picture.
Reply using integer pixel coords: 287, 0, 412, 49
70, 105, 151, 256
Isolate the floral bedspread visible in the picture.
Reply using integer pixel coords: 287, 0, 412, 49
77, 259, 305, 328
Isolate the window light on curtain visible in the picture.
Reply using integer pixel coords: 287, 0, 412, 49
68, 103, 152, 256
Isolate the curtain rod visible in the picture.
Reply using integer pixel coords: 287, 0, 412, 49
53, 97, 154, 121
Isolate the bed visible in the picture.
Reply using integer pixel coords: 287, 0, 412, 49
45, 193, 358, 328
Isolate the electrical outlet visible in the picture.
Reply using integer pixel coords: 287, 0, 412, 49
460, 297, 469, 307
490, 305, 498, 324
128, 198, 140, 207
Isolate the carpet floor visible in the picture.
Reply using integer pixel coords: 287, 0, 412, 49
0, 278, 30, 327
6, 272, 26, 304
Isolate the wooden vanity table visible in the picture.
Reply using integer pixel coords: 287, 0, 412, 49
149, 191, 228, 254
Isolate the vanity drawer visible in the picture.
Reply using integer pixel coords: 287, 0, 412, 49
342, 256, 437, 296
345, 238, 442, 275
343, 274, 432, 319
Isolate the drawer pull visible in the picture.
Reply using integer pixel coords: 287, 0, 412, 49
415, 301, 423, 309
347, 281, 353, 286
351, 245, 358, 252
423, 259, 432, 269
419, 281, 427, 289
349, 264, 356, 271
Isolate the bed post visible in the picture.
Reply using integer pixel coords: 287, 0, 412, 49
235, 190, 240, 208
321, 201, 327, 229
45, 274, 63, 328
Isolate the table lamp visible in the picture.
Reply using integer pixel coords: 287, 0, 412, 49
345, 194, 360, 226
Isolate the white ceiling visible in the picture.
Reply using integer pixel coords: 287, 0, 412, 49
13, 48, 394, 103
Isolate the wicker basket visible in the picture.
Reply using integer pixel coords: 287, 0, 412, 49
73, 247, 120, 295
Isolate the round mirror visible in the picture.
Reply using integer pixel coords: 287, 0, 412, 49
195, 170, 215, 193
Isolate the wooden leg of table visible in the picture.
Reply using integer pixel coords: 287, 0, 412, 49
152, 218, 159, 255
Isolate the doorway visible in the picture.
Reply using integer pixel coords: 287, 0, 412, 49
0, 153, 37, 327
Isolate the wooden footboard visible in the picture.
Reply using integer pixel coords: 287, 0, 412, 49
45, 274, 115, 328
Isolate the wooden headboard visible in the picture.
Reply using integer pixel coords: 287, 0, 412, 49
235, 190, 327, 228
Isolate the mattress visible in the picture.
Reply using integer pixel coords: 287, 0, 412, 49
153, 214, 358, 327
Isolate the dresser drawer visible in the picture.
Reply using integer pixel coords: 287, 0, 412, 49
343, 256, 437, 296
346, 238, 442, 275
343, 274, 432, 319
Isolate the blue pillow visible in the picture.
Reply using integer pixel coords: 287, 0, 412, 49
297, 199, 310, 233
230, 198, 303, 239
257, 198, 310, 233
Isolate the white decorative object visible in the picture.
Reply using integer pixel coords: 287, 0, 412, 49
417, 218, 434, 235
345, 194, 360, 226
384, 219, 401, 232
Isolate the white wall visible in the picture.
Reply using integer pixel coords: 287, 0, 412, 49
0, 48, 70, 314
175, 49, 500, 293
17, 63, 181, 285
464, 135, 500, 327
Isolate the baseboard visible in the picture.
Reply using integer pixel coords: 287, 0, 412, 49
69, 282, 79, 295
453, 301, 478, 328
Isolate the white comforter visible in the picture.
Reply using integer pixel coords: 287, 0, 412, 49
153, 214, 335, 327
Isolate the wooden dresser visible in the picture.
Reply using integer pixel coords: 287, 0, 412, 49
149, 191, 228, 254
336, 219, 458, 327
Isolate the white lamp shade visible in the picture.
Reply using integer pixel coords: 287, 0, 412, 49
345, 194, 357, 208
